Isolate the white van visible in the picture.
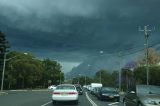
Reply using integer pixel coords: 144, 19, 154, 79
90, 83, 102, 94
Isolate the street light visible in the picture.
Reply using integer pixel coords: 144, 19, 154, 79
99, 51, 104, 83
0, 52, 28, 92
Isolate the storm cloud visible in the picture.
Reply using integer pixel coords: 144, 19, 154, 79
0, 0, 160, 62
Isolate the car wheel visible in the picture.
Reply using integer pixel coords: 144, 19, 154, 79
138, 103, 143, 106
123, 100, 127, 106
52, 100, 57, 105
116, 97, 120, 102
100, 97, 103, 101
74, 100, 78, 105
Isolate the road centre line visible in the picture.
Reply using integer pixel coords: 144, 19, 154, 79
85, 92, 98, 106
41, 101, 52, 106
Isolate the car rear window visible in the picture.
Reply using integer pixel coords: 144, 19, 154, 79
56, 86, 75, 90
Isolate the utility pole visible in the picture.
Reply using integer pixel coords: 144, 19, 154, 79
139, 25, 152, 85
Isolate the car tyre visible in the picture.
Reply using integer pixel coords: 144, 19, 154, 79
52, 100, 57, 105
123, 100, 126, 106
138, 103, 143, 106
116, 97, 120, 102
74, 100, 78, 105
100, 97, 103, 101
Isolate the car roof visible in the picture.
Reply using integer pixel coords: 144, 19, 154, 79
57, 84, 74, 86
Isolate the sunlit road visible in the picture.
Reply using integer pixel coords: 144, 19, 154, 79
0, 90, 123, 106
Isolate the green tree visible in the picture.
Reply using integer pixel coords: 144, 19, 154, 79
137, 48, 160, 66
42, 59, 62, 87
5, 51, 43, 89
95, 70, 112, 86
134, 66, 160, 85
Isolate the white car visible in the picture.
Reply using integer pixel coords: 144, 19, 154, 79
48, 85, 57, 90
52, 84, 79, 105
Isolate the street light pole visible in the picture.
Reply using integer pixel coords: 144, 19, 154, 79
85, 76, 86, 85
99, 51, 104, 84
1, 53, 6, 92
100, 71, 101, 83
60, 72, 61, 84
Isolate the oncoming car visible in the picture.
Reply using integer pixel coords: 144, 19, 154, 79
52, 84, 79, 105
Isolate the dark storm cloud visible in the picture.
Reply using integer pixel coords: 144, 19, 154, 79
0, 0, 160, 61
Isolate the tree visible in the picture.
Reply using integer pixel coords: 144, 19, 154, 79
95, 70, 113, 86
42, 59, 62, 87
3, 51, 63, 89
5, 51, 43, 89
134, 66, 160, 86
137, 48, 160, 66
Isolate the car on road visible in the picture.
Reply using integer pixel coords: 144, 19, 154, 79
90, 83, 103, 94
94, 87, 101, 97
123, 85, 160, 106
52, 84, 79, 105
48, 85, 57, 90
97, 87, 120, 102
74, 84, 83, 95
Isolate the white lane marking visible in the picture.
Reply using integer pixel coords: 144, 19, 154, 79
41, 101, 52, 106
85, 92, 98, 106
108, 102, 119, 106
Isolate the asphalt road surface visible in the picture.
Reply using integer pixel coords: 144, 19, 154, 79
0, 90, 123, 106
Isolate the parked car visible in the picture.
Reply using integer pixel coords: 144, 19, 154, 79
123, 85, 160, 106
74, 84, 83, 95
94, 87, 101, 97
52, 84, 79, 105
48, 85, 57, 90
90, 83, 103, 94
97, 87, 120, 102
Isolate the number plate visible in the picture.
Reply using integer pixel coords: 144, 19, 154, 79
61, 93, 68, 95
109, 96, 114, 98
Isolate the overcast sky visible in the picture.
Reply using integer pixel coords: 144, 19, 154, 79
0, 0, 160, 72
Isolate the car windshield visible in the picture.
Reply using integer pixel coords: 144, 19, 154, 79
76, 87, 82, 91
56, 86, 75, 90
102, 87, 117, 93
137, 85, 160, 95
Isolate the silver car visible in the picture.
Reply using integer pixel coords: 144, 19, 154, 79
123, 85, 160, 106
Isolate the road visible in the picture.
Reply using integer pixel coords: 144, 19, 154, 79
0, 90, 123, 106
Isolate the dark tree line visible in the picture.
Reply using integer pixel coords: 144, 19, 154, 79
1, 51, 64, 89
0, 31, 64, 89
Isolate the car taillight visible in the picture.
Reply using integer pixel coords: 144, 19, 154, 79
53, 92, 60, 94
68, 92, 77, 95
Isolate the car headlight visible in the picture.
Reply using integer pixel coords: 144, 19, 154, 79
114, 94, 120, 97
102, 94, 109, 96
143, 100, 158, 105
